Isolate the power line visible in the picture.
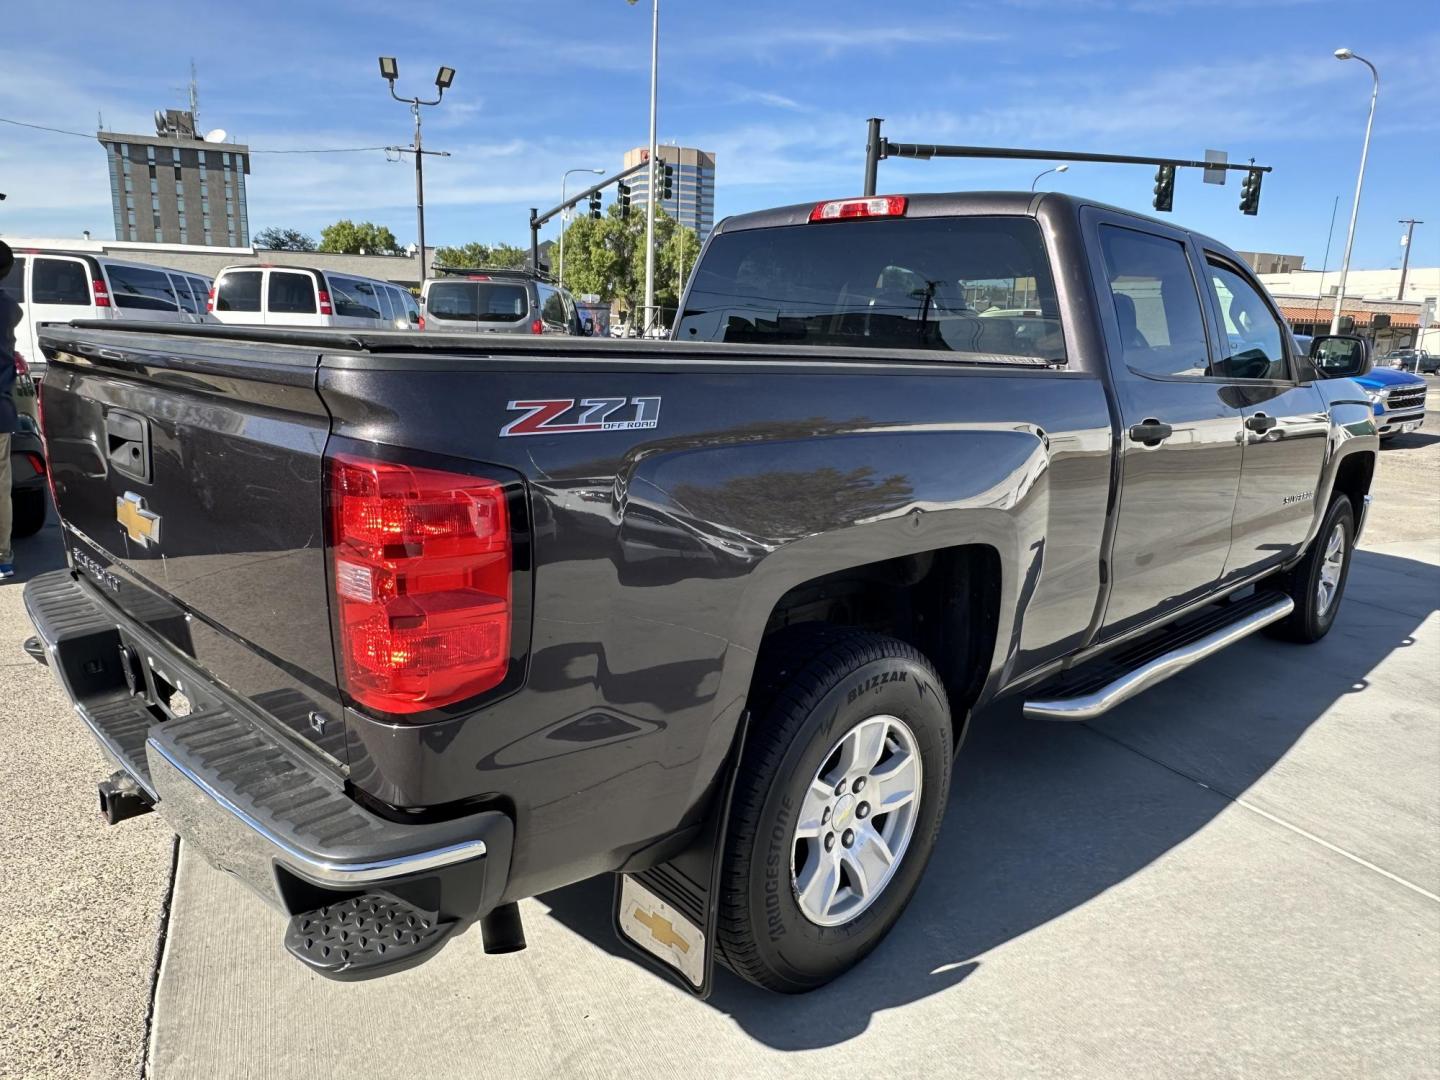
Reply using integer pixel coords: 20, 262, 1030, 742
0, 114, 392, 155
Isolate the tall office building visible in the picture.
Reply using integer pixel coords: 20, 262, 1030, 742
622, 145, 716, 242
98, 111, 251, 246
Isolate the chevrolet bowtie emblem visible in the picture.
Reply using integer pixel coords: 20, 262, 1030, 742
116, 492, 161, 547
633, 909, 691, 954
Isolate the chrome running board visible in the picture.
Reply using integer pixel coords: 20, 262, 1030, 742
1023, 595, 1294, 722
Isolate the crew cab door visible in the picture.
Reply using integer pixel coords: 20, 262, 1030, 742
1086, 211, 1245, 639
1198, 253, 1330, 577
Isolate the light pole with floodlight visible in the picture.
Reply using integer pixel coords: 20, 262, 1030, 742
558, 167, 605, 286
379, 57, 455, 282
1330, 47, 1378, 335
1031, 164, 1069, 191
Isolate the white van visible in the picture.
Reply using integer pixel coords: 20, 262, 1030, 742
208, 265, 419, 330
0, 250, 213, 376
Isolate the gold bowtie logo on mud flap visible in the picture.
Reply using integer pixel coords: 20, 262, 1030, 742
116, 492, 162, 547
633, 908, 691, 953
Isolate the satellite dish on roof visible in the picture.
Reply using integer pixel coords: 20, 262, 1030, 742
203, 128, 227, 143
154, 110, 168, 134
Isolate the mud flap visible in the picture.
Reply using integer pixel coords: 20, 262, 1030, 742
612, 710, 750, 999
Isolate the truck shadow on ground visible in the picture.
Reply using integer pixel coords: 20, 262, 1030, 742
6, 498, 66, 585
537, 548, 1439, 1050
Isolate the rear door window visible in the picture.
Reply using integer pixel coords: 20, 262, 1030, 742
476, 283, 527, 322
539, 285, 568, 328
675, 215, 1065, 360
31, 258, 90, 305
189, 278, 212, 310
1097, 226, 1212, 378
425, 282, 478, 322
107, 265, 180, 311
375, 283, 396, 322
169, 273, 201, 313
268, 271, 318, 314
329, 276, 381, 319
396, 287, 420, 324
1, 255, 26, 300
216, 270, 262, 312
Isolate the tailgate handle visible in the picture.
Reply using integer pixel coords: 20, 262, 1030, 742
106, 409, 152, 484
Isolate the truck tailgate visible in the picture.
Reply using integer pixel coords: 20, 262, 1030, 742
38, 326, 347, 767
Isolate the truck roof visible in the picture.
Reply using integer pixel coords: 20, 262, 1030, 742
712, 190, 1231, 254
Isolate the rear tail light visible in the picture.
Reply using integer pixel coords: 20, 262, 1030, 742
530, 318, 544, 335
13, 350, 28, 376
206, 288, 216, 313
93, 280, 111, 307
417, 315, 426, 331
318, 290, 334, 316
327, 453, 512, 716
808, 196, 908, 222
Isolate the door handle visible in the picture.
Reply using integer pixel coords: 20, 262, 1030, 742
1128, 419, 1173, 446
1245, 412, 1278, 434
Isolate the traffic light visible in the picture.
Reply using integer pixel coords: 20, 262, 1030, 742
588, 192, 602, 220
1152, 164, 1175, 213
1239, 167, 1263, 216
662, 163, 674, 200
617, 181, 631, 219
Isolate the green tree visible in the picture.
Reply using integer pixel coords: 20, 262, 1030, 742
317, 219, 402, 256
433, 241, 531, 270
253, 227, 316, 251
554, 205, 700, 323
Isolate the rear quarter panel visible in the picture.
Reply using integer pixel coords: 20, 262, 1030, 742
319, 354, 1112, 899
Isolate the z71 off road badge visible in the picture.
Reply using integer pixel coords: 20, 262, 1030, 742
500, 396, 661, 437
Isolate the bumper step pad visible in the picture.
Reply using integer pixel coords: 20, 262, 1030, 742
284, 893, 456, 981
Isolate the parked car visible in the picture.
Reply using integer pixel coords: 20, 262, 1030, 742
27, 192, 1377, 997
420, 267, 581, 335
0, 249, 211, 378
209, 265, 419, 331
1381, 348, 1439, 374
1352, 363, 1428, 438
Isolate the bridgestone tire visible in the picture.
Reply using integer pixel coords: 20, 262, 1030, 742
717, 628, 953, 992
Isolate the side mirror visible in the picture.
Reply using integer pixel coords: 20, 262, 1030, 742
1309, 334, 1371, 379
408, 310, 420, 324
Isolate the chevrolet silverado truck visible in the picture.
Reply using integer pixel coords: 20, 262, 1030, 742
25, 193, 1378, 995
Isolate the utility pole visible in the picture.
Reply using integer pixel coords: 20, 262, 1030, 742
1397, 218, 1423, 301
642, 0, 660, 334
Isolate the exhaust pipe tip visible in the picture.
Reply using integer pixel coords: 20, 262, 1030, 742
98, 771, 154, 826
479, 902, 526, 954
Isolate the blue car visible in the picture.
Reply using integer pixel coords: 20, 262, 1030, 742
1296, 334, 1428, 439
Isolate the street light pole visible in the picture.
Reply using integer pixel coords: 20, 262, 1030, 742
380, 58, 455, 283
558, 167, 604, 285
642, 0, 659, 333
1397, 218, 1423, 302
1330, 48, 1378, 335
1031, 164, 1069, 192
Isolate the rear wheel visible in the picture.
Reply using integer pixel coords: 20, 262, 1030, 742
717, 629, 953, 992
1267, 495, 1355, 643
9, 489, 46, 539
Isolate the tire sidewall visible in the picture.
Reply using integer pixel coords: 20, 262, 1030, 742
744, 650, 952, 988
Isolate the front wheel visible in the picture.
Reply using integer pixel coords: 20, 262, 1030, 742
717, 630, 953, 992
1267, 495, 1356, 643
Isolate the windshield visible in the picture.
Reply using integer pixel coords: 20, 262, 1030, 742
675, 215, 1063, 361
426, 281, 529, 322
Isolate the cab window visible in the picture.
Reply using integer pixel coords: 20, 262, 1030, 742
1097, 226, 1211, 379
32, 258, 91, 305
1206, 259, 1289, 381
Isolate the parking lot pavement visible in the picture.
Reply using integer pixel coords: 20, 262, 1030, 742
0, 512, 176, 1080
5, 408, 1437, 1080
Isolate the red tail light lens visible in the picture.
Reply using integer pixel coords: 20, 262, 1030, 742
318, 289, 334, 316
417, 315, 426, 332
530, 318, 544, 335
808, 196, 908, 222
206, 288, 216, 313
93, 280, 111, 307
328, 453, 511, 716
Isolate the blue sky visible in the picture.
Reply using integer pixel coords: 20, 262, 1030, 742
2, 0, 1436, 270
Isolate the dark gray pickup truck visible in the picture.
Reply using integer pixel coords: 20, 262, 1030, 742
26, 192, 1378, 995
